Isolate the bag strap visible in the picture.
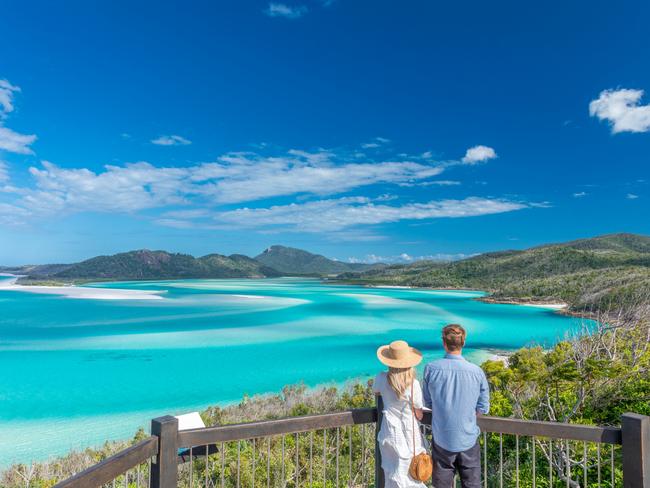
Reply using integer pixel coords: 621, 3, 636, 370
410, 381, 416, 456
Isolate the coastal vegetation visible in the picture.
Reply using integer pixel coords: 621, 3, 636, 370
1, 250, 283, 282
340, 233, 650, 311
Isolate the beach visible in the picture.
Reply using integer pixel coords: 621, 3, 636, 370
0, 274, 163, 300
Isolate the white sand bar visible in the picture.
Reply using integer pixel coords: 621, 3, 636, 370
519, 302, 567, 310
0, 275, 163, 300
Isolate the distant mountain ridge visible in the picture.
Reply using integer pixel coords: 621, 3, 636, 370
254, 245, 374, 275
3, 250, 282, 281
339, 233, 650, 310
0, 246, 375, 281
3, 234, 649, 310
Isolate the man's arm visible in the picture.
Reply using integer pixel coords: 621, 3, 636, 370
422, 366, 432, 409
476, 371, 490, 415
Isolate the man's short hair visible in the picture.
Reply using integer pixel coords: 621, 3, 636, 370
442, 323, 466, 351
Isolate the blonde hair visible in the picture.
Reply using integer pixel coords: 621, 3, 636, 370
387, 366, 415, 399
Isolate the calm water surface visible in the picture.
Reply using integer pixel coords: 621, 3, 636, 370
0, 278, 586, 465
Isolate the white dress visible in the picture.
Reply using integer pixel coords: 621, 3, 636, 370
373, 372, 427, 488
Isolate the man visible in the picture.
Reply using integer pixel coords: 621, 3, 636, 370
422, 323, 490, 488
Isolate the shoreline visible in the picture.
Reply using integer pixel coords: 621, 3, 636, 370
0, 274, 164, 300
477, 296, 568, 310
349, 281, 597, 322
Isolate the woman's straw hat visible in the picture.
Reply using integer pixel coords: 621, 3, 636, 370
376, 340, 423, 368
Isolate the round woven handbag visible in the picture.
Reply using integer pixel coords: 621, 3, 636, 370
408, 382, 435, 482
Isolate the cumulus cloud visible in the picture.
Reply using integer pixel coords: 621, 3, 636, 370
0, 78, 37, 154
461, 145, 497, 164
207, 196, 527, 233
626, 193, 639, 200
0, 127, 37, 154
0, 148, 447, 220
151, 134, 192, 146
0, 79, 21, 115
573, 191, 587, 198
198, 152, 443, 203
0, 141, 529, 234
589, 88, 650, 133
265, 3, 308, 18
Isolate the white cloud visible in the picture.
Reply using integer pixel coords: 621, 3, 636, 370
573, 191, 587, 198
626, 193, 639, 200
265, 3, 307, 18
348, 252, 474, 264
151, 134, 192, 146
0, 78, 38, 154
400, 180, 461, 188
0, 202, 31, 226
0, 79, 20, 115
0, 142, 530, 233
209, 196, 527, 233
1, 148, 447, 219
589, 88, 650, 133
361, 137, 391, 149
461, 145, 497, 164
0, 126, 37, 154
22, 161, 189, 214
0, 161, 8, 182
197, 152, 443, 203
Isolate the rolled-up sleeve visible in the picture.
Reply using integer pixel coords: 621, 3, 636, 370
422, 366, 432, 409
476, 371, 490, 414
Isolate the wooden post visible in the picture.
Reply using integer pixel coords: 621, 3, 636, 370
375, 396, 384, 488
621, 412, 650, 488
150, 415, 179, 488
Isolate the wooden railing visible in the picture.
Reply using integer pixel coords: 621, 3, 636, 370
53, 403, 649, 488
54, 436, 158, 488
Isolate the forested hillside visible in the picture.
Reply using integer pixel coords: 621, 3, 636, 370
340, 233, 650, 310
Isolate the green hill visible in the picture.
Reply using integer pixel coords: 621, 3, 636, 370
340, 233, 650, 310
47, 250, 282, 281
254, 245, 375, 275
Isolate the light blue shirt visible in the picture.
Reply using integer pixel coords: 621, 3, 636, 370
422, 353, 490, 452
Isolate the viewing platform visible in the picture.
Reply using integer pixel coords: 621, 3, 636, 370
54, 399, 649, 488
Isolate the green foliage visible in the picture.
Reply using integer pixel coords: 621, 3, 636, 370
480, 307, 648, 486
341, 233, 650, 311
43, 249, 282, 280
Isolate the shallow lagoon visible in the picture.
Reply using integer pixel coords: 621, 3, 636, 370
0, 278, 587, 465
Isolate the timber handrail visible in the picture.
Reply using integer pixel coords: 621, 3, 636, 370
52, 407, 648, 488
54, 436, 158, 488
477, 415, 622, 444
421, 411, 622, 444
176, 408, 624, 448
177, 407, 377, 447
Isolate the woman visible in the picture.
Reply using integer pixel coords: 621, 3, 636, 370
374, 340, 427, 488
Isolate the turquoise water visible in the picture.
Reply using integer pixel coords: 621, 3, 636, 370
0, 278, 586, 466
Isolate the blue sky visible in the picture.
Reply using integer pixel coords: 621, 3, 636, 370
0, 0, 648, 265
